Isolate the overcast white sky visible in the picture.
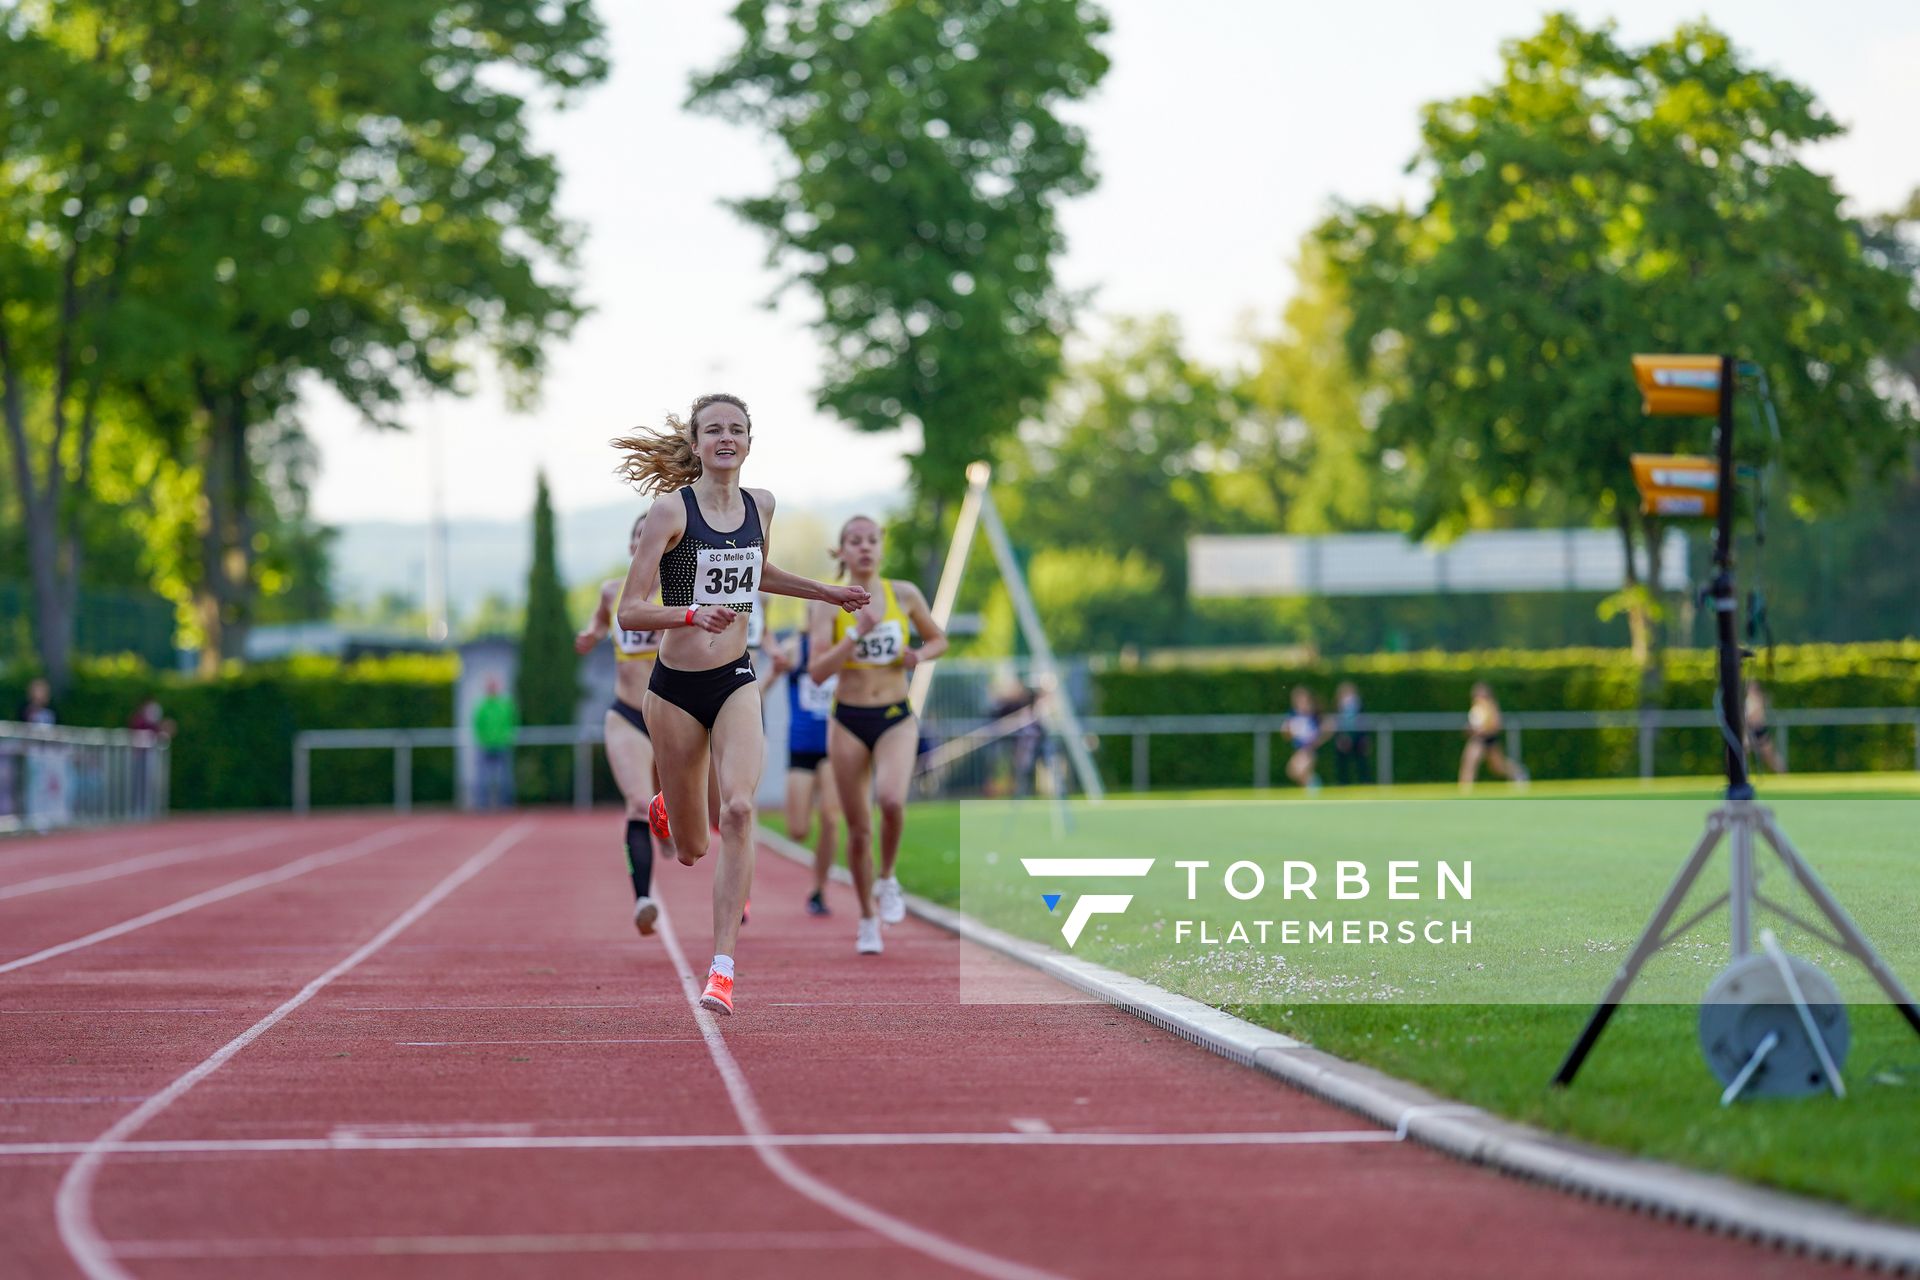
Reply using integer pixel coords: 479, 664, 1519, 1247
304, 0, 1920, 525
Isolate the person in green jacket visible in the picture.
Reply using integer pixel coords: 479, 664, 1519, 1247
472, 677, 518, 809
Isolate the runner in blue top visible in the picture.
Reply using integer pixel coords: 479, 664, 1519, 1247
781, 629, 841, 916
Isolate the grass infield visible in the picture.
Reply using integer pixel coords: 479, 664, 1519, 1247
803, 774, 1920, 1225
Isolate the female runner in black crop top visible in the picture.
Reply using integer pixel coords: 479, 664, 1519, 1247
610, 393, 867, 1016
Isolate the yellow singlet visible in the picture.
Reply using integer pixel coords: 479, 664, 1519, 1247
613, 597, 660, 663
834, 579, 910, 670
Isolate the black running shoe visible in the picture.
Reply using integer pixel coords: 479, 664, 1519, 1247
806, 890, 830, 917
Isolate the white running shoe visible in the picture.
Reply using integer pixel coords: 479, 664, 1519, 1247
632, 896, 658, 937
876, 876, 906, 925
856, 918, 884, 955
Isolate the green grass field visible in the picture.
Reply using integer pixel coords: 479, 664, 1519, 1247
807, 775, 1920, 1224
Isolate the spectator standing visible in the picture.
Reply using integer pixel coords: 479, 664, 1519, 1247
4, 679, 58, 822
127, 696, 176, 817
1330, 681, 1369, 786
17, 679, 56, 726
472, 678, 519, 809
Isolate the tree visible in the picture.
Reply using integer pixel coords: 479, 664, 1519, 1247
515, 472, 577, 799
994, 315, 1251, 647
689, 0, 1110, 578
1239, 238, 1405, 535
1320, 16, 1920, 681
1, 1, 607, 679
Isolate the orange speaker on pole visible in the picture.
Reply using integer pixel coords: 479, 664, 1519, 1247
1630, 453, 1719, 518
1631, 354, 1722, 416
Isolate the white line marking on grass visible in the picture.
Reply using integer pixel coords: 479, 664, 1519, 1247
0, 825, 422, 976
54, 820, 530, 1280
656, 907, 1073, 1280
0, 1129, 1397, 1159
112, 1229, 883, 1259
0, 830, 292, 901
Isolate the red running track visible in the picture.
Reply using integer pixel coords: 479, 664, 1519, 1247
0, 811, 1846, 1279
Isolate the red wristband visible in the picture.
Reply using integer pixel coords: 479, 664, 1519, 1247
684, 606, 698, 627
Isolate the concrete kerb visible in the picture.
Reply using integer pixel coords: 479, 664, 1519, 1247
756, 823, 1920, 1275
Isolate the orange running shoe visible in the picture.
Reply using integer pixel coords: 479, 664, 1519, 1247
699, 969, 734, 1016
648, 793, 671, 842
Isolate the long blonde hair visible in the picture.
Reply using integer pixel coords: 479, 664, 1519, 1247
611, 393, 751, 495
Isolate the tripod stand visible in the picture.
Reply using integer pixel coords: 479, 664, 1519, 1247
1553, 355, 1920, 1086
1551, 799, 1920, 1085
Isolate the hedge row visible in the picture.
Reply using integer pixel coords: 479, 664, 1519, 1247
2, 655, 457, 810
1089, 644, 1920, 790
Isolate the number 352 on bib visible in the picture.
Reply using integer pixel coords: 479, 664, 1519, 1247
695, 547, 760, 606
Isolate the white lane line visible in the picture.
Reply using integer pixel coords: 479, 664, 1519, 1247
0, 829, 293, 901
0, 825, 229, 870
0, 1008, 226, 1015
655, 907, 1070, 1280
54, 820, 531, 1280
395, 1038, 704, 1046
113, 1229, 884, 1259
0, 825, 422, 976
343, 1003, 639, 1011
327, 1123, 536, 1140
0, 1129, 1398, 1158
767, 1001, 954, 1007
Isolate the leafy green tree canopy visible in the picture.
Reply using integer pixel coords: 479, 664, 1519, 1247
2, 0, 608, 677
1321, 15, 1919, 538
689, 0, 1110, 519
1318, 15, 1920, 671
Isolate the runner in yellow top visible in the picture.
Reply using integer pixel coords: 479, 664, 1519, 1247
807, 515, 948, 955
575, 512, 665, 938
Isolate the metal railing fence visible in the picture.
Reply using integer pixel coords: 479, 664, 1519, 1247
0, 722, 170, 833
295, 707, 1920, 810
921, 707, 1920, 793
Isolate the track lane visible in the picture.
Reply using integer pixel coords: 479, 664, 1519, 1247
0, 816, 406, 963
0, 811, 1857, 1279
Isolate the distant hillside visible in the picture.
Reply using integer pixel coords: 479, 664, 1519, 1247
330, 491, 899, 613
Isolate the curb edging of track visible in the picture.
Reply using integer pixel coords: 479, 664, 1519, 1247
757, 825, 1920, 1276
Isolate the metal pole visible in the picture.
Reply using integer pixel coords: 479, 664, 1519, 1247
1506, 723, 1522, 770
1378, 724, 1393, 788
909, 462, 990, 716
1639, 714, 1655, 779
1712, 353, 1751, 799
1729, 805, 1752, 958
293, 739, 310, 815
1253, 730, 1270, 790
394, 740, 413, 815
574, 739, 592, 812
